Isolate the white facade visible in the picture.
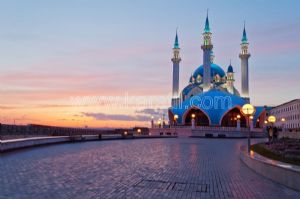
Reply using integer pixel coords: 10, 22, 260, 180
269, 99, 300, 132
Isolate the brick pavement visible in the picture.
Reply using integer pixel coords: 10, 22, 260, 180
1, 138, 299, 199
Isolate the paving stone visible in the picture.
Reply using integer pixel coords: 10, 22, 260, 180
0, 138, 299, 199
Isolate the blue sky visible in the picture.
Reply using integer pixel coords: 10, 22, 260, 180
0, 0, 299, 126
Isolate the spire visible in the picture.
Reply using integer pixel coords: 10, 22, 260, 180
174, 29, 179, 48
242, 21, 248, 43
204, 9, 210, 33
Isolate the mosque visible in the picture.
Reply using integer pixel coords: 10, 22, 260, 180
168, 14, 266, 129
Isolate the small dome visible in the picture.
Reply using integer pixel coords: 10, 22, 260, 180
227, 65, 234, 73
189, 75, 195, 83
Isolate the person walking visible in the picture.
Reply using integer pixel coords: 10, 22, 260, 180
268, 127, 273, 144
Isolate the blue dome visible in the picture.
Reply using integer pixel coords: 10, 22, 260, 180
227, 65, 233, 73
193, 63, 226, 78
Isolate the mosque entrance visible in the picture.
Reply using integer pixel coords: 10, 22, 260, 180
184, 108, 210, 126
221, 108, 246, 127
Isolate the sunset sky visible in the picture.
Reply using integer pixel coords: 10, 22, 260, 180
0, 0, 300, 128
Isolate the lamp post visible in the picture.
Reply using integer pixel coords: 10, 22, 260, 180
268, 115, 276, 143
191, 113, 196, 129
157, 120, 161, 129
174, 114, 178, 135
264, 120, 269, 138
151, 116, 154, 128
281, 118, 286, 134
249, 115, 254, 131
137, 128, 141, 135
237, 114, 241, 130
242, 104, 256, 153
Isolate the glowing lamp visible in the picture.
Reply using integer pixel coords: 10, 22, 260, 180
281, 118, 286, 122
249, 115, 253, 120
237, 114, 241, 119
268, 115, 276, 123
174, 115, 179, 120
191, 113, 196, 119
242, 104, 255, 116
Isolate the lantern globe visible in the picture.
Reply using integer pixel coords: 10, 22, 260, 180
242, 104, 255, 116
268, 115, 276, 123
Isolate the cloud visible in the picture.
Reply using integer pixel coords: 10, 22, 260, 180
135, 108, 168, 116
0, 106, 19, 110
81, 112, 150, 122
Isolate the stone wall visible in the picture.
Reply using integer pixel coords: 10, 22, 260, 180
149, 128, 191, 137
0, 124, 116, 140
240, 146, 300, 191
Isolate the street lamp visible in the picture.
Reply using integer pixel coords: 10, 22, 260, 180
268, 115, 276, 123
174, 114, 178, 135
242, 104, 256, 153
249, 115, 254, 131
281, 118, 286, 134
174, 115, 178, 125
268, 115, 276, 142
191, 113, 196, 129
151, 116, 154, 128
237, 114, 241, 130
137, 128, 141, 135
157, 120, 161, 128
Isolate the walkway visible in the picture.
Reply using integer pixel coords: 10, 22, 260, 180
1, 138, 299, 199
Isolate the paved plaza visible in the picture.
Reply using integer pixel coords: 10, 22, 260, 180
1, 138, 300, 199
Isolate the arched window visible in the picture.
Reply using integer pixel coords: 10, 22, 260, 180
221, 108, 246, 127
184, 108, 209, 126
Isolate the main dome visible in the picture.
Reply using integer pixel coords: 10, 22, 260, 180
193, 63, 226, 78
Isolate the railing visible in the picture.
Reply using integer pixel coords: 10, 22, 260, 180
0, 124, 116, 140
152, 125, 264, 133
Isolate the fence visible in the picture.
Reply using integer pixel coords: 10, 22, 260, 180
0, 124, 116, 140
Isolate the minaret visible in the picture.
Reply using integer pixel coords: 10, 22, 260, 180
239, 22, 251, 100
171, 30, 181, 106
226, 60, 235, 94
210, 50, 215, 63
201, 11, 213, 92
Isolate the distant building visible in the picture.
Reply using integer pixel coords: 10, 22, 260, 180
269, 99, 300, 132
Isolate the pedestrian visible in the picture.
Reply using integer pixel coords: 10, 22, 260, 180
268, 127, 273, 144
273, 127, 278, 142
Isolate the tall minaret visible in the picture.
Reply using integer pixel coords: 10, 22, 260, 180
239, 23, 251, 100
201, 11, 213, 92
171, 30, 181, 105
